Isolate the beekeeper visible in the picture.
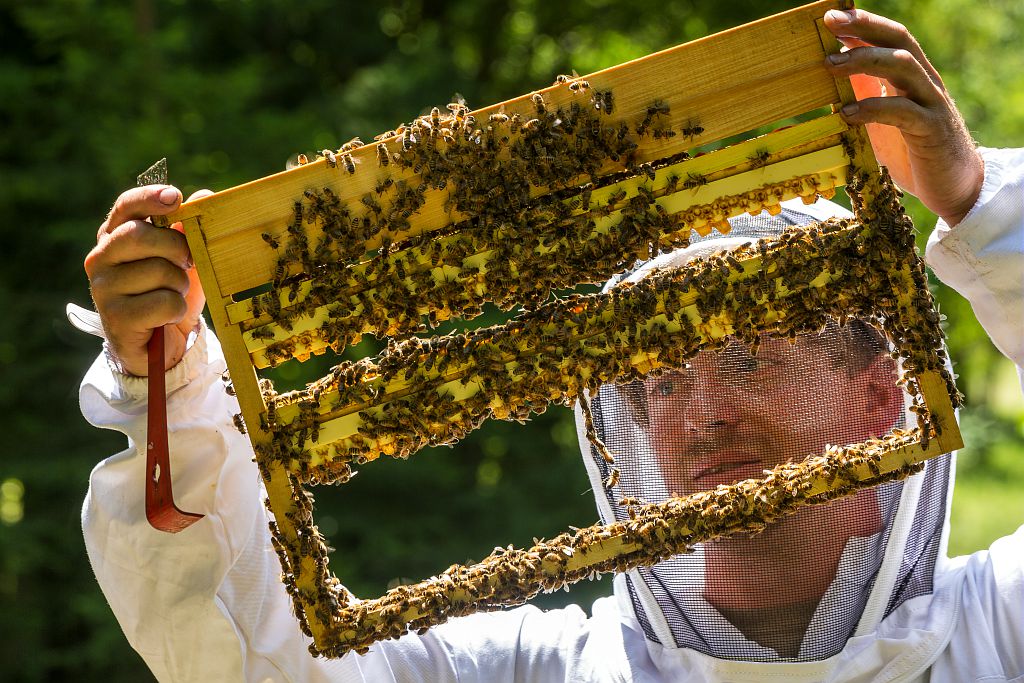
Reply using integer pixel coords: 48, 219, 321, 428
79, 8, 1021, 682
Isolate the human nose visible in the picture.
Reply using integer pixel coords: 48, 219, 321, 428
679, 362, 743, 435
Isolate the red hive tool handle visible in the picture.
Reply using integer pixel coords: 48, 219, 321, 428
145, 320, 204, 532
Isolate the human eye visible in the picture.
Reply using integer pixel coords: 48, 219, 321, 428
656, 379, 675, 397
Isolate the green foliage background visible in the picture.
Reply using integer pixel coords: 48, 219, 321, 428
1, 0, 1021, 680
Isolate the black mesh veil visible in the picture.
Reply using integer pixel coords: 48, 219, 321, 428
574, 203, 954, 662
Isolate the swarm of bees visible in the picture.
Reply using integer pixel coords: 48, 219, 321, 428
236, 74, 959, 657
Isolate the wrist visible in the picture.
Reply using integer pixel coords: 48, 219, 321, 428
108, 321, 203, 377
938, 150, 985, 228
103, 319, 212, 404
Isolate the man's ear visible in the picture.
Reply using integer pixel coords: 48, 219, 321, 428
857, 353, 904, 437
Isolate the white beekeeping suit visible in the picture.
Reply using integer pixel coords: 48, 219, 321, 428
80, 147, 1024, 682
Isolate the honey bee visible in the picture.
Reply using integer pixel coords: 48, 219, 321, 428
447, 96, 467, 118
531, 93, 546, 115
503, 111, 520, 133
340, 138, 364, 153
361, 195, 382, 214
647, 100, 670, 118
220, 371, 236, 397
321, 149, 337, 168
342, 153, 356, 174
250, 325, 276, 341
683, 172, 708, 191
635, 185, 655, 204
604, 468, 620, 489
375, 177, 394, 195
748, 148, 771, 168
232, 413, 247, 435
569, 79, 590, 94
680, 120, 705, 139
430, 106, 441, 128
443, 192, 457, 215
376, 143, 390, 167
579, 186, 593, 211
296, 153, 309, 165
272, 260, 287, 283
261, 232, 280, 249
607, 188, 628, 206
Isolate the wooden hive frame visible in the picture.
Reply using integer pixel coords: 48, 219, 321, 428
157, 0, 962, 656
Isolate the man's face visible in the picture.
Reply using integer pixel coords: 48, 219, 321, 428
645, 334, 903, 497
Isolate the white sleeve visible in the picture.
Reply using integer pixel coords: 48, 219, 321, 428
79, 323, 365, 682
923, 147, 1024, 677
925, 147, 1024, 374
944, 524, 1024, 681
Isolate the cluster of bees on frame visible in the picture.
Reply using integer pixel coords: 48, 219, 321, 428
257, 167, 956, 488
310, 426, 926, 656
246, 83, 715, 367
238, 66, 961, 654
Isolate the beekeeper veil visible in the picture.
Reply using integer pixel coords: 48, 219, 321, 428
574, 200, 953, 662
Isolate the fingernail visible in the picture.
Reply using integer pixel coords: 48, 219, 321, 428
841, 103, 860, 116
159, 187, 180, 205
826, 9, 853, 24
828, 52, 850, 65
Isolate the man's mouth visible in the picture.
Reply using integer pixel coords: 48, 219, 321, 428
693, 456, 764, 484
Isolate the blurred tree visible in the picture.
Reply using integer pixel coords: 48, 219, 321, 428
0, 0, 1020, 680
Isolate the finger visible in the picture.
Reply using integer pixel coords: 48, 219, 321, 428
837, 96, 937, 140
100, 184, 182, 239
104, 289, 189, 339
91, 220, 192, 271
827, 47, 943, 108
823, 9, 943, 88
90, 257, 191, 300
